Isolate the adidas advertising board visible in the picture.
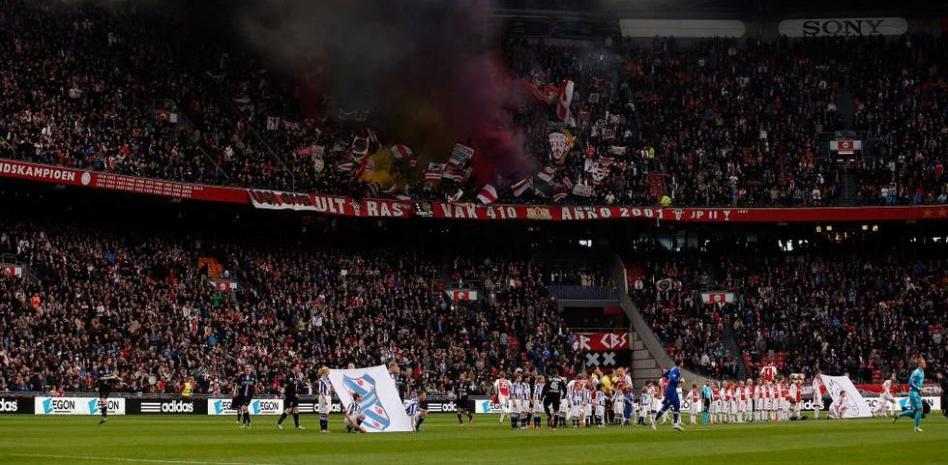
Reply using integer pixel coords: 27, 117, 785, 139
0, 397, 31, 414
139, 400, 196, 414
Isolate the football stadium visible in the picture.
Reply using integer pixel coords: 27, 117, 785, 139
0, 0, 946, 464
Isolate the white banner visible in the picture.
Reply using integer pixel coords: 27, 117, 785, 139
328, 365, 414, 432
34, 397, 126, 416
778, 17, 907, 38
206, 398, 283, 416
821, 375, 872, 418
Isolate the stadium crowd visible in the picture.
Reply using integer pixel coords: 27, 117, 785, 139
628, 238, 948, 384
0, 220, 578, 397
1, 0, 945, 207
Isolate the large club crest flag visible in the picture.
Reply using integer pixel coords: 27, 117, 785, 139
328, 365, 414, 432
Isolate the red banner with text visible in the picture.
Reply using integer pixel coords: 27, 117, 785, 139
2, 159, 946, 223
571, 332, 631, 352
0, 159, 247, 203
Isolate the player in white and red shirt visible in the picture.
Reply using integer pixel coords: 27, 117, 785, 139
789, 378, 802, 420
726, 382, 737, 423
736, 380, 746, 423
760, 361, 778, 384
744, 379, 754, 423
873, 373, 897, 417
687, 383, 701, 425
493, 373, 512, 424
753, 379, 764, 422
779, 379, 791, 421
811, 372, 824, 420
710, 382, 720, 424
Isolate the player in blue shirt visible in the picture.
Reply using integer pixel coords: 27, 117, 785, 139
652, 361, 684, 431
894, 357, 926, 432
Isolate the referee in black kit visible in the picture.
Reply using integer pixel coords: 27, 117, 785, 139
277, 364, 305, 429
455, 371, 476, 425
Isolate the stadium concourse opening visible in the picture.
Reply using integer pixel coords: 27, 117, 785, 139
0, 0, 947, 462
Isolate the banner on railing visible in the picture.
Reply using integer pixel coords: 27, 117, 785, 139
2, 159, 946, 224
701, 292, 735, 304
0, 159, 247, 203
572, 332, 630, 352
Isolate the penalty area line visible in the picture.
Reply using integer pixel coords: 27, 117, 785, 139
4, 453, 287, 465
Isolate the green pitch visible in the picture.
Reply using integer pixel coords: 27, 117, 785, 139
0, 415, 945, 465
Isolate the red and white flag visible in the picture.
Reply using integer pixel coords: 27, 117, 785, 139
155, 110, 179, 124
556, 80, 575, 126
511, 177, 532, 197
476, 185, 498, 204
209, 279, 237, 292
446, 289, 478, 301
2, 266, 23, 277
701, 292, 735, 304
391, 144, 413, 160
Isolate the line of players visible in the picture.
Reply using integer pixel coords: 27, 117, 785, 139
491, 367, 829, 430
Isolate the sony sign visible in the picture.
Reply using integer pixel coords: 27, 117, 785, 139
779, 17, 907, 38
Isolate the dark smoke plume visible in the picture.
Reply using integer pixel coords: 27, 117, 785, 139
237, 0, 534, 186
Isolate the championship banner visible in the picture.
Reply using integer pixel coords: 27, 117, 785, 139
34, 397, 126, 416
328, 365, 414, 432
206, 398, 283, 416
701, 292, 735, 304
820, 375, 872, 418
0, 159, 248, 203
572, 332, 630, 352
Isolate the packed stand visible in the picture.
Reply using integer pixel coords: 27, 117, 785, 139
851, 35, 948, 204
627, 239, 947, 383
0, 221, 577, 397
1, 0, 945, 207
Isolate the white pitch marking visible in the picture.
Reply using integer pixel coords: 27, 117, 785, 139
5, 453, 287, 465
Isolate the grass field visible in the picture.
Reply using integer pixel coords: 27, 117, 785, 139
0, 415, 945, 465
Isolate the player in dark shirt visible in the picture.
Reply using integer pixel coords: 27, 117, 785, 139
96, 367, 121, 425
277, 364, 305, 429
455, 372, 476, 425
543, 369, 566, 429
389, 361, 406, 400
233, 364, 257, 428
